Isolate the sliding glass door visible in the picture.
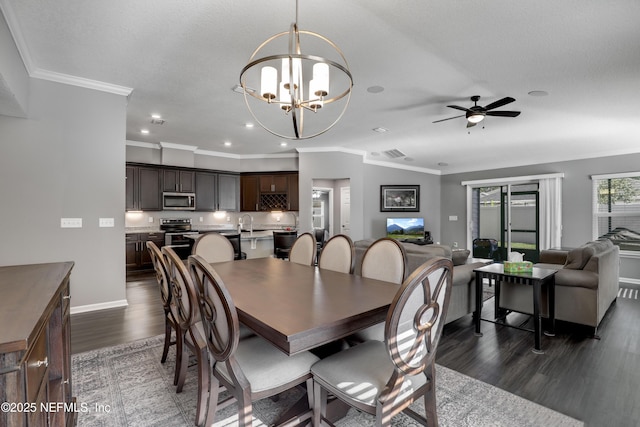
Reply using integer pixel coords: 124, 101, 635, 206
472, 184, 540, 262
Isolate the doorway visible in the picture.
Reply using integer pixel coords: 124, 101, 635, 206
472, 183, 540, 262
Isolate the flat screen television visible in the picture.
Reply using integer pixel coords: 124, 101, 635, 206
386, 217, 425, 240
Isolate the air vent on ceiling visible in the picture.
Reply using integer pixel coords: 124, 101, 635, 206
382, 148, 406, 159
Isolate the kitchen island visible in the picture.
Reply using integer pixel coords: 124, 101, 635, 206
190, 229, 297, 259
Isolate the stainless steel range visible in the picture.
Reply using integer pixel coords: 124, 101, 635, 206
160, 218, 199, 258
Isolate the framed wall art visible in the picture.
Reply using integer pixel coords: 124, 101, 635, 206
380, 185, 420, 212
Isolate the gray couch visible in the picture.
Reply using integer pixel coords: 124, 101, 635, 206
499, 239, 620, 331
354, 239, 490, 324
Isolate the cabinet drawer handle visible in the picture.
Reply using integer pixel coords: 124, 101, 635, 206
35, 357, 48, 368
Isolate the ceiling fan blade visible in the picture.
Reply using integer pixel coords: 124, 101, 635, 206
486, 110, 521, 117
432, 114, 465, 123
484, 97, 515, 111
447, 105, 470, 112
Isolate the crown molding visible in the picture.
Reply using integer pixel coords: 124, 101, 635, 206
126, 140, 160, 150
0, 0, 132, 97
30, 68, 132, 96
159, 141, 198, 152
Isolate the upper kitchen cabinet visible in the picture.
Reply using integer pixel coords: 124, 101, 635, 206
241, 172, 298, 211
260, 174, 288, 193
241, 175, 260, 212
163, 168, 195, 193
217, 173, 240, 211
126, 165, 162, 211
195, 171, 240, 212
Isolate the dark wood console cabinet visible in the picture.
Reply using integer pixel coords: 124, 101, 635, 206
0, 262, 76, 427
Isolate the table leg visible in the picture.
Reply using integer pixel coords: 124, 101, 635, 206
544, 275, 556, 337
532, 279, 544, 354
474, 271, 483, 337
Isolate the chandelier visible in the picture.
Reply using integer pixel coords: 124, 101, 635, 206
239, 0, 353, 140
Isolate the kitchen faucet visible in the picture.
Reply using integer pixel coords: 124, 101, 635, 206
240, 213, 253, 233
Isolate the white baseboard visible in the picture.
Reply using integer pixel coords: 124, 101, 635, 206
620, 277, 640, 286
71, 299, 129, 314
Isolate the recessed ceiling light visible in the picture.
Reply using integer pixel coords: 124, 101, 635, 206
245, 123, 255, 128
280, 142, 288, 147
438, 162, 449, 167
367, 86, 385, 94
232, 84, 256, 94
373, 127, 388, 133
140, 129, 149, 135
224, 141, 232, 146
151, 114, 162, 119
528, 90, 549, 97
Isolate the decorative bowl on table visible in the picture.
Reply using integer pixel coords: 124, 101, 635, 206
503, 261, 533, 273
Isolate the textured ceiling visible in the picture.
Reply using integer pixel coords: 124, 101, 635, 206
2, 0, 640, 174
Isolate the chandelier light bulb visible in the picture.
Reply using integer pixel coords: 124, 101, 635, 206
260, 66, 277, 100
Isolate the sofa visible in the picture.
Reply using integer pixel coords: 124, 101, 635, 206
499, 239, 620, 332
354, 239, 490, 324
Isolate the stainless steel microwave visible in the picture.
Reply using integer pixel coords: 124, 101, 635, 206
162, 192, 196, 210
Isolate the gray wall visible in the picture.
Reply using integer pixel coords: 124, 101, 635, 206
363, 164, 441, 242
441, 153, 640, 282
0, 78, 128, 309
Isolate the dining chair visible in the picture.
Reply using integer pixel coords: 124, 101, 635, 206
223, 233, 246, 260
273, 230, 298, 259
289, 232, 317, 266
311, 257, 454, 427
162, 246, 209, 427
187, 254, 320, 427
192, 232, 236, 263
349, 237, 408, 343
146, 241, 178, 364
318, 234, 355, 274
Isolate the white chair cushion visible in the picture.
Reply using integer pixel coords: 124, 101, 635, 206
215, 336, 319, 394
319, 237, 353, 273
311, 340, 426, 407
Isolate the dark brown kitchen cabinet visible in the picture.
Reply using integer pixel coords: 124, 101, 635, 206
126, 232, 164, 271
126, 166, 162, 211
260, 174, 288, 193
241, 175, 260, 211
287, 173, 299, 211
241, 173, 298, 211
163, 168, 195, 193
0, 262, 76, 427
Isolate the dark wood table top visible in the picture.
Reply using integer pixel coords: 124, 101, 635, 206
210, 257, 400, 355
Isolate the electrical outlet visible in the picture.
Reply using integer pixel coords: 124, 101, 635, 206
453, 242, 458, 248
449, 215, 458, 221
199, 217, 204, 222
99, 218, 115, 228
148, 216, 154, 223
61, 218, 82, 228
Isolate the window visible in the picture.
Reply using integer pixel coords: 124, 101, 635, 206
592, 172, 640, 252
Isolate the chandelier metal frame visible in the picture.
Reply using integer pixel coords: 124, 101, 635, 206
239, 2, 353, 140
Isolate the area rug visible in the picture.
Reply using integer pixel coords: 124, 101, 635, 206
72, 335, 582, 427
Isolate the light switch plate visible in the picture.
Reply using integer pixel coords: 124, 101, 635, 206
449, 215, 458, 221
61, 218, 83, 228
99, 218, 115, 228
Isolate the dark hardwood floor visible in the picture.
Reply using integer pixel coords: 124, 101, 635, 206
71, 275, 640, 427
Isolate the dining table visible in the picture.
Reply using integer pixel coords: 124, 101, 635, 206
208, 256, 401, 356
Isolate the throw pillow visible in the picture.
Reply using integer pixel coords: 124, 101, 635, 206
564, 245, 595, 270
452, 249, 470, 266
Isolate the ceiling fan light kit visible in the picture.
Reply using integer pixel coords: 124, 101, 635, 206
239, 0, 353, 140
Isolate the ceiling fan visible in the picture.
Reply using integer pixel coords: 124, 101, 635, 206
433, 95, 521, 128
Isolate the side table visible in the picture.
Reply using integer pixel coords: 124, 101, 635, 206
473, 263, 557, 354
